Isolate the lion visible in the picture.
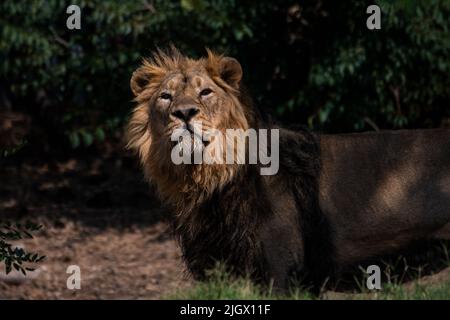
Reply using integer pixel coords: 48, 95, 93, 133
127, 48, 450, 292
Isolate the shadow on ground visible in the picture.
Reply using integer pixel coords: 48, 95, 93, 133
0, 144, 168, 230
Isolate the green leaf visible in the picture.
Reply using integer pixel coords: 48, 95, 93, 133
69, 131, 80, 149
95, 127, 106, 142
80, 130, 94, 147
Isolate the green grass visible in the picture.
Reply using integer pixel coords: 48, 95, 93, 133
375, 279, 450, 300
168, 267, 450, 300
167, 268, 313, 300
169, 243, 450, 300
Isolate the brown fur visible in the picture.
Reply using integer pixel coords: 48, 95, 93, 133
127, 48, 450, 293
127, 48, 257, 216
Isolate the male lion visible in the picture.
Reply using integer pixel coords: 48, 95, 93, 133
127, 48, 450, 292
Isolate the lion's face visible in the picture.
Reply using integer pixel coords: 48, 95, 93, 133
146, 65, 246, 153
127, 49, 251, 205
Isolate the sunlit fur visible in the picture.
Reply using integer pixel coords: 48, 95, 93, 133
127, 49, 450, 294
127, 48, 335, 293
126, 48, 258, 219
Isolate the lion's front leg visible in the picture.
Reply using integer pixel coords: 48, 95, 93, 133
258, 218, 305, 294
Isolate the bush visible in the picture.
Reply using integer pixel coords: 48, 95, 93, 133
1, 0, 449, 150
289, 0, 450, 131
0, 221, 45, 275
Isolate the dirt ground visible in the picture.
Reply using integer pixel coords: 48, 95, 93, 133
1, 144, 449, 299
0, 147, 192, 299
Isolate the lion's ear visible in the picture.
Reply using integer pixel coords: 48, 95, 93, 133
219, 57, 243, 89
206, 50, 243, 89
130, 67, 151, 96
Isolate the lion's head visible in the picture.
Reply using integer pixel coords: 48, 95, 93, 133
127, 48, 257, 208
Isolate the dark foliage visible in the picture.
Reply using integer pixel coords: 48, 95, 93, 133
0, 221, 46, 275
0, 0, 449, 149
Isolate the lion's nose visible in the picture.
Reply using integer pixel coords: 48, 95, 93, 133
171, 107, 199, 122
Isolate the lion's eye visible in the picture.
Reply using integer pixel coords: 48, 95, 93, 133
200, 88, 213, 97
160, 93, 172, 100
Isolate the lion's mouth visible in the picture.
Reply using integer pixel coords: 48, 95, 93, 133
172, 124, 210, 148
187, 123, 211, 147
